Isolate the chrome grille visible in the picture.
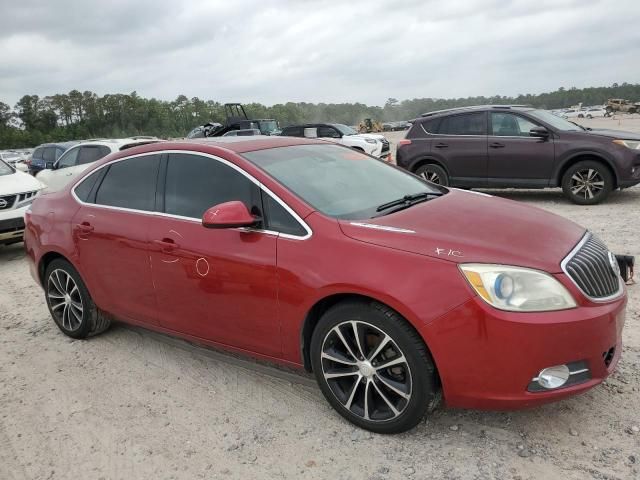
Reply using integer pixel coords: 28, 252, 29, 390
563, 233, 621, 300
0, 195, 16, 210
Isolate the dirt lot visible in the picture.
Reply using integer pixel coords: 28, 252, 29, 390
1, 141, 640, 480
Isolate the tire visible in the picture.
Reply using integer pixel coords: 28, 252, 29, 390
578, 114, 584, 118
310, 300, 438, 433
586, 114, 593, 119
561, 160, 614, 205
44, 259, 111, 339
415, 163, 449, 186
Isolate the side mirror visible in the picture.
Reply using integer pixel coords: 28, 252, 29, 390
46, 162, 55, 169
529, 126, 550, 138
202, 201, 259, 229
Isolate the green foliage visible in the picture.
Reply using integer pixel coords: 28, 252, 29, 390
1, 83, 640, 149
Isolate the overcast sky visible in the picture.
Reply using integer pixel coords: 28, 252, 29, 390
1, 0, 639, 107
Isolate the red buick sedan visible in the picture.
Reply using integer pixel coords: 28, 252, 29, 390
24, 137, 626, 433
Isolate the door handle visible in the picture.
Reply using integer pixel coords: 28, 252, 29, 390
65, 172, 73, 176
74, 223, 94, 234
153, 238, 180, 251
434, 143, 449, 149
489, 142, 505, 148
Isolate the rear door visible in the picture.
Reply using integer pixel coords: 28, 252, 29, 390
72, 154, 161, 325
487, 112, 555, 187
430, 112, 488, 187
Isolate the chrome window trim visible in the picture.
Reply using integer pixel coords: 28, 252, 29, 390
70, 149, 312, 241
560, 231, 624, 303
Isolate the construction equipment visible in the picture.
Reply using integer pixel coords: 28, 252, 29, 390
358, 118, 384, 133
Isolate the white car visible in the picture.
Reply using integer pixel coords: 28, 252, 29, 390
37, 138, 160, 192
0, 151, 29, 172
280, 123, 391, 160
562, 109, 586, 119
584, 107, 607, 119
0, 159, 43, 246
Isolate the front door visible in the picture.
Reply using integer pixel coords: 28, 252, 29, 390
148, 152, 280, 357
487, 112, 555, 187
72, 154, 161, 325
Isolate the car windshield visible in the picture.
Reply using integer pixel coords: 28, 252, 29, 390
0, 159, 14, 176
258, 120, 278, 134
243, 144, 443, 220
334, 124, 358, 136
528, 109, 583, 131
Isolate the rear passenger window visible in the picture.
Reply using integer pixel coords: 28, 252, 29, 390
95, 155, 160, 211
436, 113, 486, 135
77, 146, 111, 165
164, 153, 259, 219
408, 119, 441, 138
263, 195, 306, 236
74, 170, 103, 202
42, 148, 56, 162
283, 127, 303, 137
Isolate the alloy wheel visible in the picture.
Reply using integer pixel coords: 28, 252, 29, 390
570, 168, 605, 200
320, 321, 412, 422
420, 171, 441, 184
47, 269, 83, 331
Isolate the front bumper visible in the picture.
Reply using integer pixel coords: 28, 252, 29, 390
0, 216, 26, 244
421, 286, 626, 410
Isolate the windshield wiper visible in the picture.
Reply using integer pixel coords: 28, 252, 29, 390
375, 191, 443, 214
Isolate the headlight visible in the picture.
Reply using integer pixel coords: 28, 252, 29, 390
364, 138, 378, 144
613, 139, 640, 150
459, 264, 576, 312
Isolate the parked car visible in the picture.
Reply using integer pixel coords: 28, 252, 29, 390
396, 105, 640, 204
585, 107, 607, 119
562, 109, 585, 119
281, 123, 390, 160
0, 151, 28, 172
28, 142, 79, 176
0, 158, 43, 246
36, 138, 160, 192
222, 129, 261, 137
25, 137, 626, 433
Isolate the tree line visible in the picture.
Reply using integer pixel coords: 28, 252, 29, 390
1, 83, 639, 149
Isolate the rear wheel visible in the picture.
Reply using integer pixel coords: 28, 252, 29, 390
44, 259, 110, 339
561, 160, 613, 205
415, 164, 449, 186
310, 300, 438, 433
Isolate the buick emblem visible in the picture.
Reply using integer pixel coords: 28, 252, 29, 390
0, 198, 7, 209
608, 252, 620, 277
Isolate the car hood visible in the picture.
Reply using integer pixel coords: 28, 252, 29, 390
0, 170, 43, 195
338, 189, 585, 273
580, 128, 640, 140
348, 133, 385, 141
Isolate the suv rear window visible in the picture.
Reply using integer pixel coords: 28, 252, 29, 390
282, 126, 303, 137
436, 112, 486, 135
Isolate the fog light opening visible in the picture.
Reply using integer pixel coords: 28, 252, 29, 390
537, 365, 570, 389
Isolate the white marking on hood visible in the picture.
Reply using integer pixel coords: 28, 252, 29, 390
350, 222, 415, 234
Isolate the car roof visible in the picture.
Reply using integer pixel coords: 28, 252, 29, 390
36, 141, 80, 149
70, 137, 161, 149
417, 104, 534, 120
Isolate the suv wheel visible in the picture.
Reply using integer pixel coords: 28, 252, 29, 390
415, 164, 448, 186
310, 300, 438, 433
561, 160, 613, 205
44, 259, 111, 339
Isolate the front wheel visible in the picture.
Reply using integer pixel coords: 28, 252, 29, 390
561, 160, 614, 205
415, 164, 449, 186
310, 300, 438, 433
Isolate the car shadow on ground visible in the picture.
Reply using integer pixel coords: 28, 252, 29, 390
0, 242, 26, 261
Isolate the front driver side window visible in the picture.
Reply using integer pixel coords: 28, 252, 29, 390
57, 147, 79, 169
491, 113, 539, 137
318, 126, 340, 138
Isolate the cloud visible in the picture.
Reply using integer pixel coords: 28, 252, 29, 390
0, 0, 639, 107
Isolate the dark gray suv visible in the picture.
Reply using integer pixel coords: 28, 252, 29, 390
396, 105, 640, 204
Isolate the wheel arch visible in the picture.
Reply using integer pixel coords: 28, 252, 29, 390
409, 156, 449, 176
554, 152, 618, 188
299, 293, 439, 379
38, 251, 72, 286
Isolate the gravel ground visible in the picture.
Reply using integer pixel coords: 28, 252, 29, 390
1, 135, 640, 479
